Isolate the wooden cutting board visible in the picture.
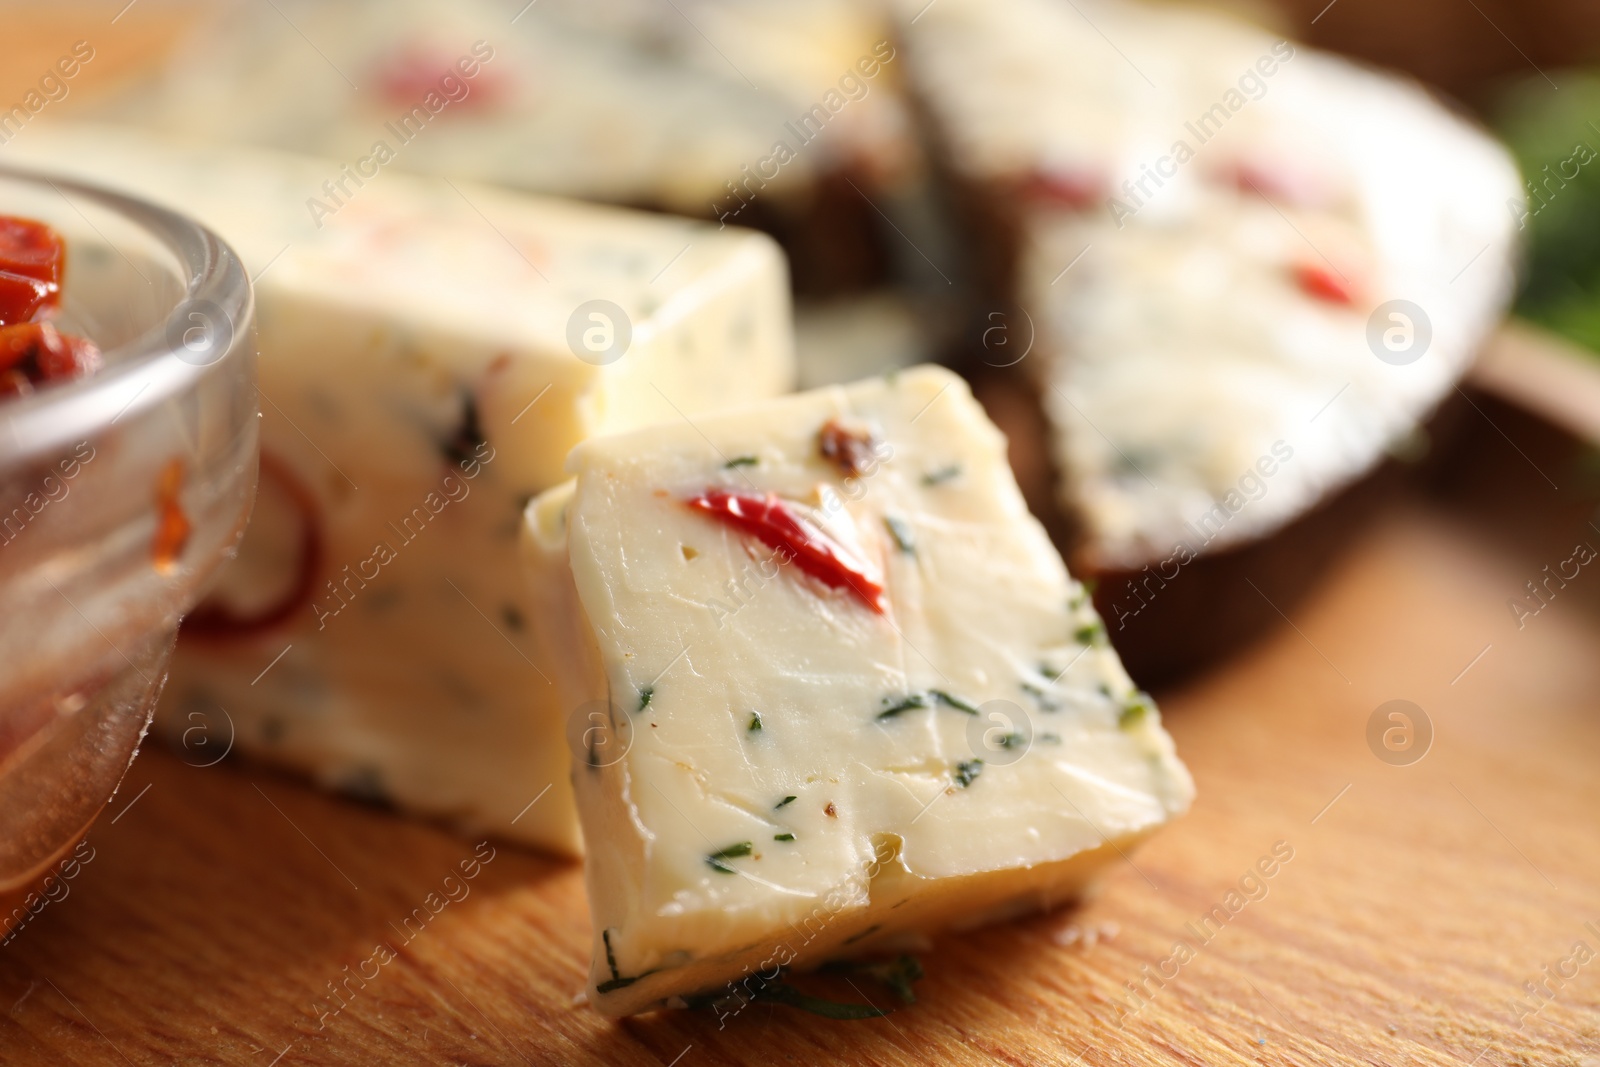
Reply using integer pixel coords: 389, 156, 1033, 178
2, 368, 1598, 1065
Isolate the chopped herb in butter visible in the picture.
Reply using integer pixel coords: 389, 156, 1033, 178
706, 841, 754, 873
877, 693, 931, 719
884, 515, 916, 555
1119, 692, 1154, 729
930, 690, 981, 715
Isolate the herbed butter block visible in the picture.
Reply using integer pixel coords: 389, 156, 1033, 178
85, 0, 922, 295
902, 0, 1520, 571
523, 366, 1193, 1016
7, 125, 793, 856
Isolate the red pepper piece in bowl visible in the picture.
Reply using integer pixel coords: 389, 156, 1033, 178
0, 271, 57, 328
0, 321, 102, 393
0, 216, 64, 325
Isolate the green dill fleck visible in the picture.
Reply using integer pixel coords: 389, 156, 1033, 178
706, 841, 754, 873
775, 794, 797, 809
884, 515, 916, 555
724, 454, 759, 468
749, 711, 763, 732
1040, 732, 1062, 744
441, 392, 486, 468
953, 759, 984, 788
930, 690, 982, 715
1074, 620, 1106, 647
876, 692, 931, 719
885, 369, 900, 385
596, 966, 662, 994
603, 929, 620, 981
774, 832, 796, 842
1020, 680, 1061, 712
637, 685, 654, 712
995, 732, 1026, 749
1119, 691, 1155, 729
922, 464, 962, 486
842, 923, 883, 946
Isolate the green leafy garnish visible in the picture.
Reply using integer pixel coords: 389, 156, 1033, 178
824, 956, 926, 1005
953, 759, 983, 788
884, 515, 916, 556
995, 732, 1026, 749
877, 693, 931, 719
739, 982, 889, 1020
684, 958, 925, 1021
775, 794, 797, 809
774, 832, 796, 842
922, 464, 962, 486
930, 690, 981, 715
749, 711, 763, 732
724, 454, 759, 468
637, 685, 654, 712
1491, 76, 1600, 354
706, 841, 754, 873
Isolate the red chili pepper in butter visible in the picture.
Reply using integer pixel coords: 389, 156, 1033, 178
686, 489, 887, 614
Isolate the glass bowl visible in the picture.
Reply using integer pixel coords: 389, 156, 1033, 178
0, 166, 256, 933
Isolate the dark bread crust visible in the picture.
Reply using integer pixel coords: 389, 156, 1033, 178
973, 361, 1480, 689
630, 162, 899, 299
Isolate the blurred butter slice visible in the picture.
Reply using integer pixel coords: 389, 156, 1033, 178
6, 124, 794, 856
522, 366, 1192, 1015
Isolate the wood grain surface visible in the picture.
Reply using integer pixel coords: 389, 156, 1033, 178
0, 387, 1597, 1066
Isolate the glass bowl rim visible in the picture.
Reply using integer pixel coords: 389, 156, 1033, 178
0, 162, 253, 465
